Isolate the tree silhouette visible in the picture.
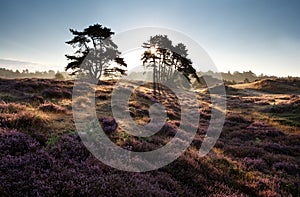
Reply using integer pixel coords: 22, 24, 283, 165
141, 35, 200, 95
55, 72, 65, 80
65, 24, 127, 82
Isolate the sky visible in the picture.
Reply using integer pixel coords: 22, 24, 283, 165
0, 0, 299, 76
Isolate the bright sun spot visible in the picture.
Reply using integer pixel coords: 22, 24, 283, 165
150, 46, 157, 55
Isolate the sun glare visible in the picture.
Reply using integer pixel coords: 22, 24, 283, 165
150, 46, 157, 55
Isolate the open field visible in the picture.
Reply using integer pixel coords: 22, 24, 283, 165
0, 77, 299, 196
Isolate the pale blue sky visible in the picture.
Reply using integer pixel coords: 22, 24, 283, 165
0, 0, 299, 76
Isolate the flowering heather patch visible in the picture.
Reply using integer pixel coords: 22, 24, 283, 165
0, 133, 198, 196
242, 157, 268, 172
41, 87, 72, 99
0, 128, 40, 156
263, 143, 292, 155
254, 100, 270, 105
272, 161, 299, 175
39, 102, 67, 113
0, 78, 300, 195
224, 145, 266, 158
0, 111, 46, 132
0, 102, 26, 113
226, 113, 252, 125
47, 134, 90, 162
99, 117, 118, 134
246, 121, 285, 138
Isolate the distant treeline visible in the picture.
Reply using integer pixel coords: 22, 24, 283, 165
1, 67, 296, 84
197, 70, 273, 84
129, 70, 270, 84
0, 68, 72, 79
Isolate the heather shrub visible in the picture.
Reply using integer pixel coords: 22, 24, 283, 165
0, 78, 299, 196
39, 102, 66, 113
229, 130, 256, 141
99, 117, 118, 134
262, 153, 295, 167
224, 145, 265, 158
0, 128, 40, 156
268, 97, 300, 114
0, 112, 46, 131
0, 134, 197, 196
0, 102, 26, 113
47, 134, 90, 162
159, 122, 177, 137
242, 157, 268, 172
73, 96, 92, 109
242, 98, 255, 103
95, 90, 110, 99
263, 143, 292, 155
226, 114, 251, 124
214, 140, 225, 149
134, 90, 157, 102
41, 87, 72, 99
272, 161, 299, 175
14, 79, 51, 92
0, 94, 18, 103
245, 121, 284, 139
224, 114, 252, 128
0, 150, 55, 196
125, 137, 160, 152
254, 100, 270, 105
21, 95, 44, 105
161, 152, 243, 196
280, 134, 300, 147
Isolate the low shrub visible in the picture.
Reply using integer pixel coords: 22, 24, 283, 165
242, 157, 268, 172
273, 161, 299, 175
99, 117, 118, 134
41, 87, 72, 99
47, 134, 90, 162
0, 128, 40, 156
39, 103, 66, 113
0, 112, 47, 132
0, 102, 26, 113
224, 145, 265, 158
0, 133, 196, 196
264, 143, 292, 155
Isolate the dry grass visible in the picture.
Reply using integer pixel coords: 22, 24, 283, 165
38, 102, 67, 113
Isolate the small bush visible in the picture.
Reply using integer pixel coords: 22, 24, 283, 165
54, 72, 65, 80
264, 143, 286, 154
47, 134, 90, 162
41, 87, 72, 99
39, 103, 66, 113
0, 112, 46, 132
0, 133, 195, 196
99, 117, 118, 134
0, 128, 40, 156
21, 95, 44, 105
273, 161, 299, 175
242, 157, 268, 172
0, 102, 26, 113
224, 145, 265, 158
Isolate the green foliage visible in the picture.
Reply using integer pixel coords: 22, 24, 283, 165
54, 72, 64, 80
46, 134, 60, 145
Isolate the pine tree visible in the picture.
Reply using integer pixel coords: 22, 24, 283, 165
65, 24, 127, 82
